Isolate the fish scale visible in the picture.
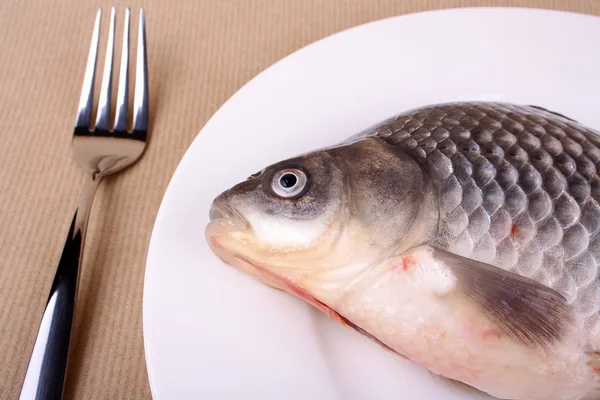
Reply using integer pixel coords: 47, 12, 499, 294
365, 102, 600, 340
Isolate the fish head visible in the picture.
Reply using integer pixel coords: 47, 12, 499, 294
205, 137, 431, 302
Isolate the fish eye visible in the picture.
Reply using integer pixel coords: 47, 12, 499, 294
271, 168, 307, 198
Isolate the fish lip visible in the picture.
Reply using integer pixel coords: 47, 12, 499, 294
233, 253, 322, 307
206, 234, 315, 305
209, 204, 226, 221
208, 195, 250, 231
209, 203, 234, 222
209, 199, 235, 221
206, 234, 290, 292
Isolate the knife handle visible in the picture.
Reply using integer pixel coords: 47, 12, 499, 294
20, 174, 101, 400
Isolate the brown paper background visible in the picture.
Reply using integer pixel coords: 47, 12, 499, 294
1, 0, 599, 398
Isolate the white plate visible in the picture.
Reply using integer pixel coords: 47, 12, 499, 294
143, 7, 600, 399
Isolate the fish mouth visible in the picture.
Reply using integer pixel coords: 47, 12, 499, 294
206, 228, 333, 315
207, 195, 249, 233
206, 194, 348, 314
206, 231, 286, 291
209, 199, 236, 222
209, 204, 227, 221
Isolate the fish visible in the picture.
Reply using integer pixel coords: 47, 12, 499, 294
205, 102, 600, 400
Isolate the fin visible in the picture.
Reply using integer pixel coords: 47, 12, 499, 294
337, 314, 405, 358
428, 372, 492, 399
431, 248, 574, 350
527, 105, 578, 122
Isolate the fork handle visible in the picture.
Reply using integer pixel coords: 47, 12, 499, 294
20, 173, 102, 400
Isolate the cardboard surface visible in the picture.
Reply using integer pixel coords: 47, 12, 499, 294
1, 0, 599, 398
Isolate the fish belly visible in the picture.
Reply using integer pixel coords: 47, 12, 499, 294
334, 249, 599, 400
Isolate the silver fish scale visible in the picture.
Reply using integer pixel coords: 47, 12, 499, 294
371, 102, 600, 338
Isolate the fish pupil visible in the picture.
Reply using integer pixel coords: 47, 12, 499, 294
280, 173, 298, 188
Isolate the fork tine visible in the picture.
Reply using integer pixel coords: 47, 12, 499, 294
114, 8, 130, 132
133, 9, 148, 132
95, 7, 116, 131
75, 9, 101, 129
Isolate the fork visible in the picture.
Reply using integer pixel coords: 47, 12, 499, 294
19, 7, 148, 400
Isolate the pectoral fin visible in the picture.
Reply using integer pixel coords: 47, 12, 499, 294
428, 372, 493, 399
431, 248, 575, 349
